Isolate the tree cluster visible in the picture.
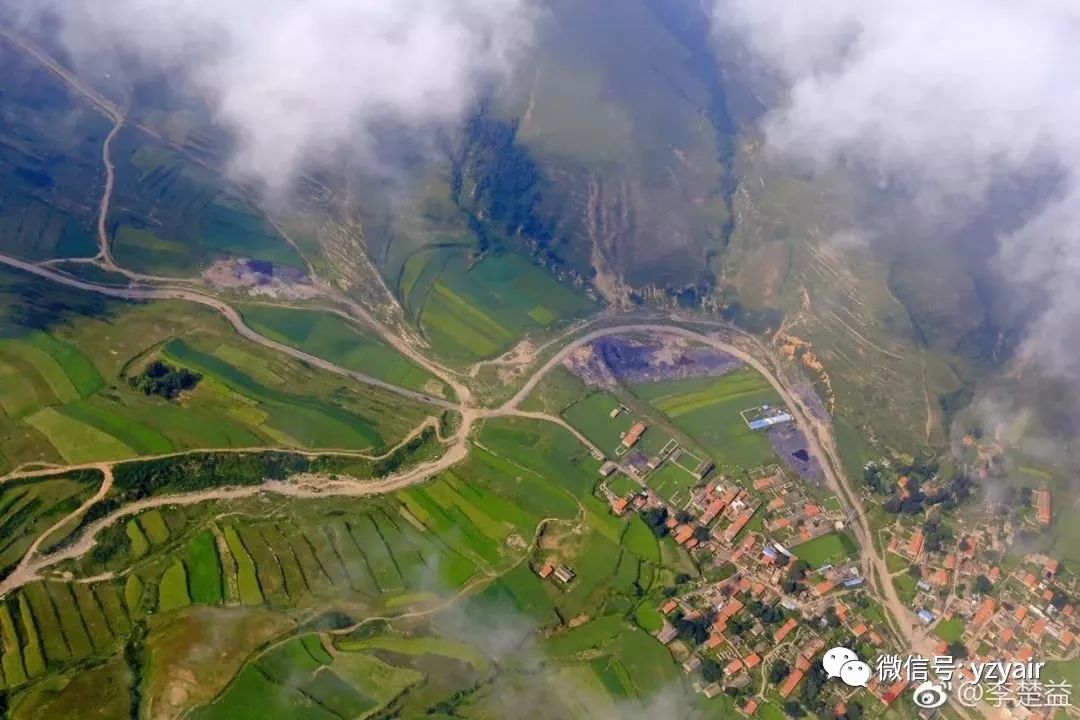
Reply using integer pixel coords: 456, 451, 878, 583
129, 360, 201, 400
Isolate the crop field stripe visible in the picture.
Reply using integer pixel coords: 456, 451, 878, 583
93, 583, 130, 637
24, 332, 104, 397
58, 402, 174, 456
223, 525, 264, 606
158, 560, 192, 612
186, 531, 224, 605
123, 575, 144, 615
23, 584, 71, 664
237, 526, 287, 606
327, 522, 381, 596
0, 340, 80, 403
46, 582, 94, 659
282, 524, 334, 594
15, 595, 45, 677
303, 527, 349, 588
0, 354, 52, 417
348, 516, 405, 593
0, 603, 26, 687
125, 520, 150, 559
259, 526, 309, 601
71, 584, 113, 652
369, 511, 422, 590
25, 407, 136, 463
138, 511, 170, 545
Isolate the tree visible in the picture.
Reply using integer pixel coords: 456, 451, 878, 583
641, 507, 670, 537
784, 700, 806, 718
769, 660, 791, 685
700, 657, 723, 684
973, 574, 993, 594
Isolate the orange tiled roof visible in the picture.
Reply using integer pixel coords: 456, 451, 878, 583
775, 617, 798, 642
780, 670, 805, 698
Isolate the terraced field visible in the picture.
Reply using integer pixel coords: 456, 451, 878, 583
0, 270, 429, 471
0, 471, 101, 580
0, 415, 715, 716
109, 135, 307, 275
240, 305, 447, 396
398, 250, 595, 363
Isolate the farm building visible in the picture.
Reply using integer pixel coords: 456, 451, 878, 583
622, 421, 647, 448
598, 461, 618, 478
1036, 490, 1052, 525
554, 565, 576, 584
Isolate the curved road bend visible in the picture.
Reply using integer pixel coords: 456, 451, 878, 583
0, 252, 923, 663
0, 254, 459, 412
501, 323, 918, 641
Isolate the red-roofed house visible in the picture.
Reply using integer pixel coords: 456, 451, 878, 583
622, 422, 647, 448
701, 498, 727, 526
814, 581, 836, 596
882, 680, 909, 706
973, 598, 996, 625
1035, 490, 1052, 525
674, 525, 695, 545
743, 652, 761, 669
908, 531, 924, 558
741, 699, 759, 716
775, 617, 798, 642
724, 510, 755, 543
780, 670, 805, 698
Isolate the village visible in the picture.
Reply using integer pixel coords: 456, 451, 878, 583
528, 396, 917, 719
529, 397, 1080, 720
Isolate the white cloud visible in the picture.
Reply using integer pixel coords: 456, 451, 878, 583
18, 0, 535, 188
714, 0, 1080, 374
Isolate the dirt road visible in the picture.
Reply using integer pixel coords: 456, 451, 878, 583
501, 323, 918, 641
0, 253, 460, 412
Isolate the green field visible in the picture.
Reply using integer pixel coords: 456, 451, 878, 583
401, 251, 595, 363
0, 267, 429, 471
0, 472, 99, 578
934, 617, 965, 643
791, 531, 859, 569
562, 392, 635, 453
631, 369, 782, 469
241, 305, 446, 395
648, 462, 697, 506
110, 134, 307, 275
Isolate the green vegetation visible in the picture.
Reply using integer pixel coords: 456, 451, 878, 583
158, 560, 192, 612
110, 133, 307, 275
791, 531, 858, 569
934, 617, 965, 644
0, 268, 429, 472
241, 305, 446, 395
399, 251, 595, 363
631, 369, 782, 469
128, 360, 202, 399
0, 471, 100, 580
